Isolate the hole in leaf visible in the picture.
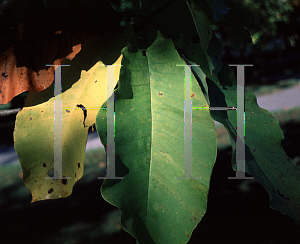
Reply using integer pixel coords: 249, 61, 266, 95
48, 188, 54, 194
62, 178, 68, 185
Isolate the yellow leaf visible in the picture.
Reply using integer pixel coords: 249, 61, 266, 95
14, 55, 121, 202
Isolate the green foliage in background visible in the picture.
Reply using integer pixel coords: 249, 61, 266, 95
223, 0, 299, 52
242, 0, 297, 46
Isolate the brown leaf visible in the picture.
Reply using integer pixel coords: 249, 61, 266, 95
0, 31, 88, 104
0, 0, 123, 104
0, 21, 93, 104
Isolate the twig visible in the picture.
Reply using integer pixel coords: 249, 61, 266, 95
0, 108, 21, 116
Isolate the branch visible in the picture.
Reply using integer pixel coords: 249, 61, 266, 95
0, 108, 21, 116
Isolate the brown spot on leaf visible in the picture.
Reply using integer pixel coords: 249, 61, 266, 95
48, 188, 54, 194
187, 234, 190, 238
43, 163, 47, 167
62, 178, 68, 185
95, 80, 97, 83
191, 93, 195, 97
41, 111, 44, 113
75, 173, 77, 177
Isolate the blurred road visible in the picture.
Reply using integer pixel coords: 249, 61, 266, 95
1, 80, 300, 166
0, 131, 104, 166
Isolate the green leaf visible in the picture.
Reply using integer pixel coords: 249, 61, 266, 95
174, 0, 225, 80
186, 0, 214, 77
181, 55, 210, 106
96, 31, 217, 243
193, 63, 300, 225
207, 34, 223, 75
13, 53, 121, 203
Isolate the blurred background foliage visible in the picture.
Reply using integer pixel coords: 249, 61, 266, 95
218, 0, 300, 60
204, 0, 300, 88
243, 0, 298, 47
